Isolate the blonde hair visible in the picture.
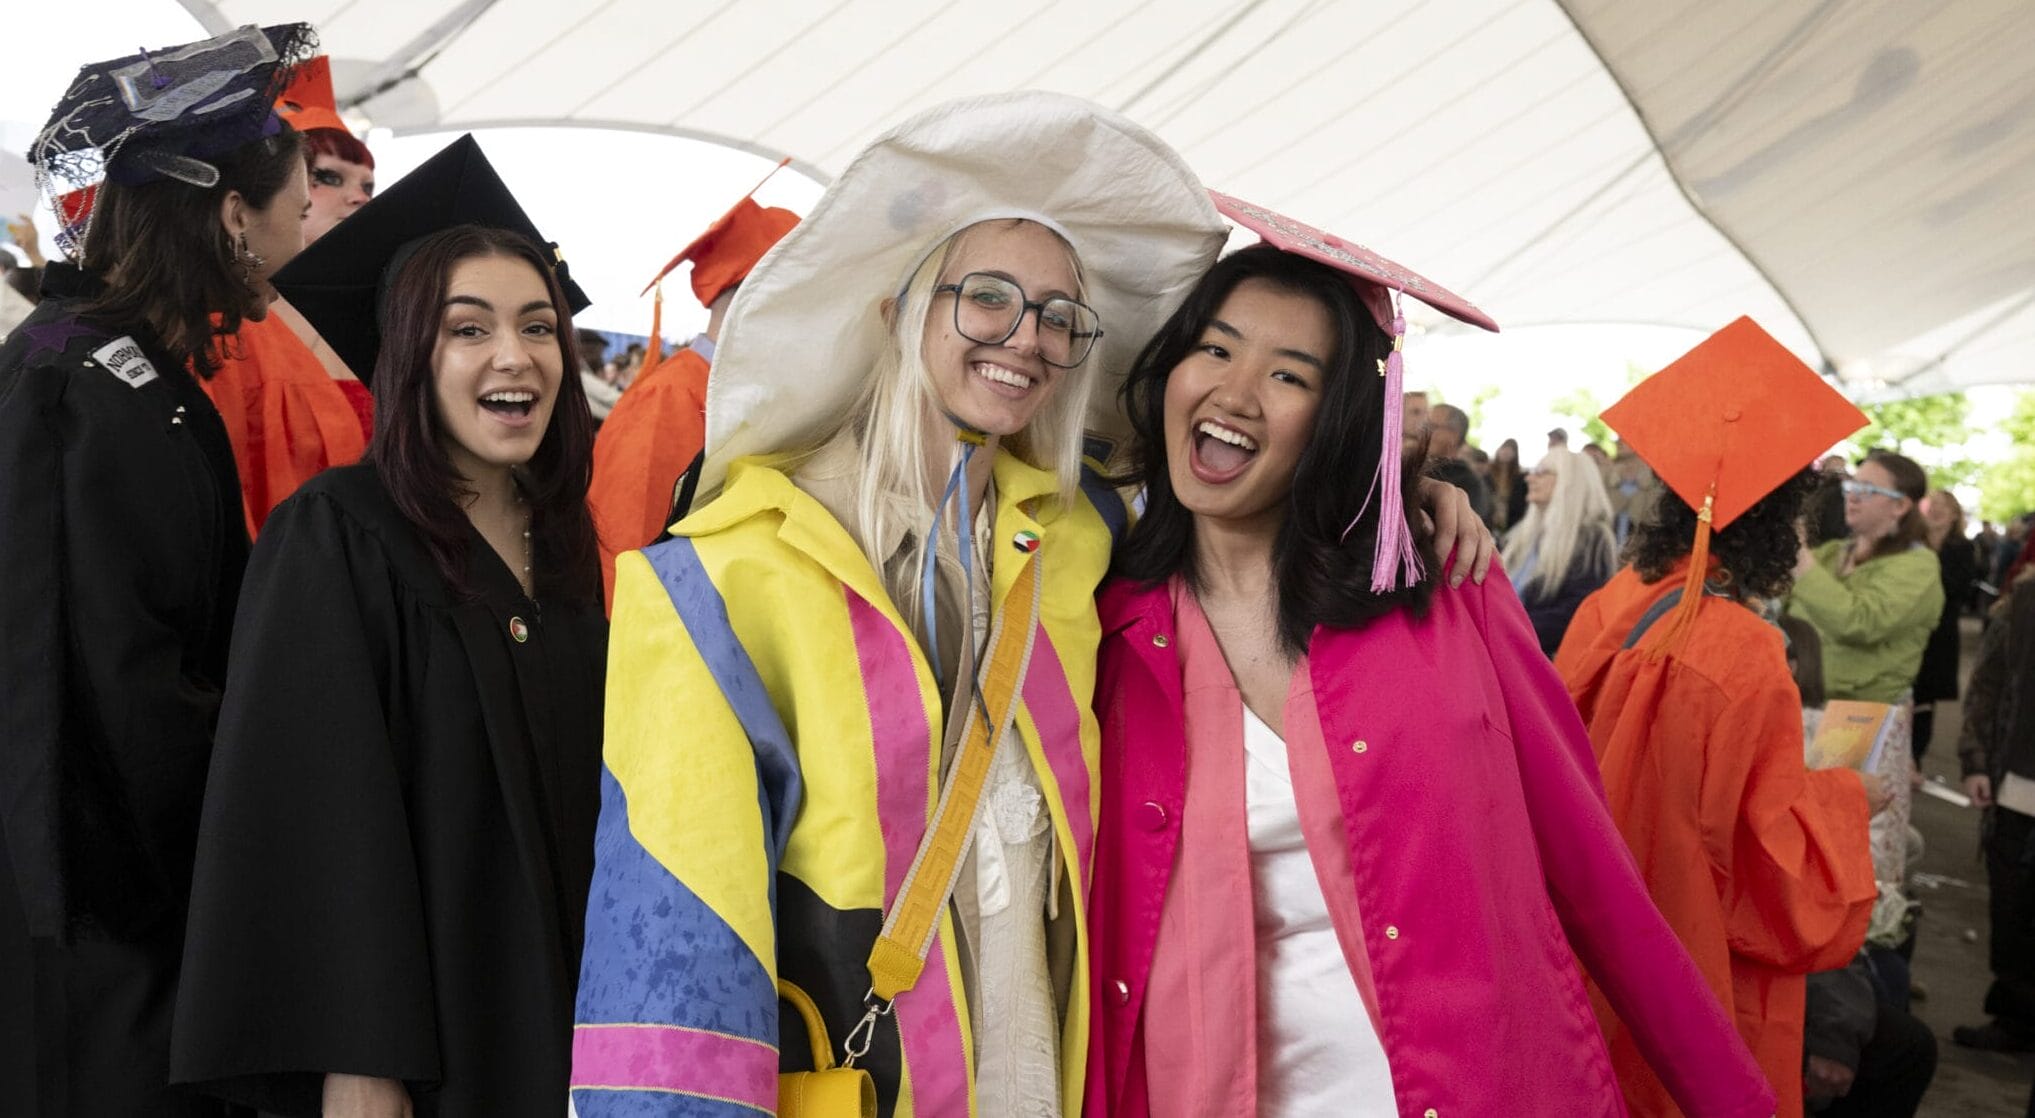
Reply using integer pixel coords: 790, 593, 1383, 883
1502, 445, 1617, 597
795, 219, 1093, 637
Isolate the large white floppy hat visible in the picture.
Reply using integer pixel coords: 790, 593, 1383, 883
700, 90, 1227, 493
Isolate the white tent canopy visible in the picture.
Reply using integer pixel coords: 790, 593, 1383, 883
181, 0, 2035, 398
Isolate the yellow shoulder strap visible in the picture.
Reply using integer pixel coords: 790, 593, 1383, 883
841, 556, 1043, 1066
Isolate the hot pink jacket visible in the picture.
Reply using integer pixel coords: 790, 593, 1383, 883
1086, 569, 1775, 1118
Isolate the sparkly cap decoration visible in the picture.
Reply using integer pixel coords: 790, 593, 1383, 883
1208, 190, 1499, 592
275, 55, 352, 137
272, 133, 590, 386
641, 158, 802, 308
30, 24, 317, 252
55, 186, 97, 245
1600, 315, 1867, 653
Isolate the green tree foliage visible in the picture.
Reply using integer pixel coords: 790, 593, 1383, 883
1855, 392, 1975, 488
1980, 390, 2035, 522
1550, 387, 1613, 448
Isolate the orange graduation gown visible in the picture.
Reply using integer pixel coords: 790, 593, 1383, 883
1555, 563, 1876, 1118
588, 345, 709, 611
203, 306, 369, 537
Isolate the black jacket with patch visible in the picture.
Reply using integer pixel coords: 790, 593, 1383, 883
0, 263, 247, 943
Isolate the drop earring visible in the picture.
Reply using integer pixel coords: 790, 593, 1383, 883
236, 231, 266, 287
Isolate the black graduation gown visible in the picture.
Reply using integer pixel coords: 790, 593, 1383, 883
169, 463, 605, 1117
1914, 538, 1977, 703
0, 265, 246, 1116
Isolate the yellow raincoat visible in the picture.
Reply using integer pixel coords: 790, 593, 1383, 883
570, 451, 1117, 1118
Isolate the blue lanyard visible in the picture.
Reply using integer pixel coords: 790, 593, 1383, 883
920, 432, 986, 675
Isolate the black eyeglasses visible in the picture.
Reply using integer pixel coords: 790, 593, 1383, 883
932, 272, 1102, 369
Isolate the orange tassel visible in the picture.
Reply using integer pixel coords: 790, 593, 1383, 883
639, 283, 665, 379
1646, 485, 1715, 659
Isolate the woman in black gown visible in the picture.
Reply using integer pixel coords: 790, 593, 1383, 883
171, 138, 606, 1118
1912, 488, 1977, 764
0, 26, 315, 1115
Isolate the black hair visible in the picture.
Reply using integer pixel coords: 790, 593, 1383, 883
1114, 244, 1436, 652
1628, 467, 1820, 599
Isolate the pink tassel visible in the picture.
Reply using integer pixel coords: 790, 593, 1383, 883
1341, 295, 1424, 592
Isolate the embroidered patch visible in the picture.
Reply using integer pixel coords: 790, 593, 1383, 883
91, 337, 159, 388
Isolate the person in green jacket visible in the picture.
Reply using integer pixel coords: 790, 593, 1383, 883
1788, 451, 1943, 705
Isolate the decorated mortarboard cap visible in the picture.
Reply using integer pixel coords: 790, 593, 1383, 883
275, 55, 351, 137
31, 24, 317, 197
271, 133, 591, 386
1210, 191, 1498, 334
55, 186, 97, 244
1208, 190, 1499, 592
1601, 315, 1867, 652
641, 158, 801, 308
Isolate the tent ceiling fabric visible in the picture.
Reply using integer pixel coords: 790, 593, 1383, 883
1560, 0, 2035, 396
186, 0, 2035, 396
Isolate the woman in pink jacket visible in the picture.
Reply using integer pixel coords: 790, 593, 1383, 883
1085, 198, 1775, 1118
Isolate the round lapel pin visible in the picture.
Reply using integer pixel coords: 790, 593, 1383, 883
1012, 530, 1041, 554
509, 616, 529, 643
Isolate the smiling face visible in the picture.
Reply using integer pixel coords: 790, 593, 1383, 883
1526, 461, 1557, 507
303, 153, 375, 243
921, 220, 1083, 438
430, 253, 564, 483
1162, 278, 1335, 534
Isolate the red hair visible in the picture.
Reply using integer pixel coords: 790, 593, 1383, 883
302, 127, 375, 171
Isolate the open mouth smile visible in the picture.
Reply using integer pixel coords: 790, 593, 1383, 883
479, 389, 539, 428
1190, 418, 1259, 484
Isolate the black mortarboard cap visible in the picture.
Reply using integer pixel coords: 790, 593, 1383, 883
272, 133, 591, 385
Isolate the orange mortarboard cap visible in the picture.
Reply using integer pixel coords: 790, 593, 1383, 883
641, 159, 800, 308
275, 56, 352, 137
1601, 316, 1867, 533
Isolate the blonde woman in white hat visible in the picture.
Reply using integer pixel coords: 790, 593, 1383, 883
568, 92, 1490, 1118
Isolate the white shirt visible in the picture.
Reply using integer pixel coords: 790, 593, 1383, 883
1243, 705, 1394, 1117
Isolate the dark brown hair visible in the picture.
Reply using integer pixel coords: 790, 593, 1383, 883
369, 225, 599, 605
1859, 449, 1930, 561
77, 127, 304, 378
1114, 244, 1436, 653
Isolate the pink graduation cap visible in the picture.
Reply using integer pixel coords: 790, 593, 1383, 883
1209, 190, 1500, 591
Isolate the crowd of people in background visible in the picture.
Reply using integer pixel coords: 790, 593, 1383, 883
11, 21, 2035, 1118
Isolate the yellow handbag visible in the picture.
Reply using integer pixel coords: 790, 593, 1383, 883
778, 980, 876, 1118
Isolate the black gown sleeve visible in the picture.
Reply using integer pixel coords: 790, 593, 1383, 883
0, 359, 223, 935
0, 366, 69, 935
171, 488, 440, 1115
